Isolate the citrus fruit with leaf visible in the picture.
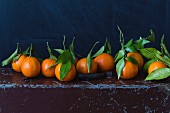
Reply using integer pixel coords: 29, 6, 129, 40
148, 61, 167, 74
139, 35, 170, 80
41, 42, 57, 77
1, 43, 31, 73
21, 44, 41, 78
54, 36, 78, 65
41, 59, 56, 77
76, 42, 99, 74
94, 53, 114, 72
76, 58, 97, 74
55, 63, 76, 81
12, 55, 27, 72
115, 26, 154, 80
92, 39, 114, 72
115, 26, 143, 79
119, 60, 138, 79
127, 52, 144, 69
53, 36, 78, 81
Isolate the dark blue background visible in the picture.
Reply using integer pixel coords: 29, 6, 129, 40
0, 0, 169, 64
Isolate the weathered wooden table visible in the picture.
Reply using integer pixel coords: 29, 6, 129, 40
0, 68, 169, 113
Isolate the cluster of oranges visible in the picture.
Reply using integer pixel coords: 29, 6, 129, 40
2, 29, 170, 81
5, 47, 115, 82
9, 47, 166, 81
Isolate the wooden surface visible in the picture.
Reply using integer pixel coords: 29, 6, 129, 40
0, 68, 170, 113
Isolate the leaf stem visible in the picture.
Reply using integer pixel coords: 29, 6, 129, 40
29, 43, 32, 57
89, 41, 99, 54
156, 54, 170, 67
47, 42, 57, 60
160, 35, 164, 54
1, 43, 19, 66
63, 35, 66, 50
160, 35, 170, 57
72, 37, 75, 45
117, 25, 125, 50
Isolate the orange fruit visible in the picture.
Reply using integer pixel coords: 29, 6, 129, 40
148, 61, 167, 74
41, 59, 56, 77
21, 57, 40, 78
127, 52, 144, 69
94, 53, 114, 72
119, 60, 138, 79
76, 58, 97, 74
12, 55, 27, 72
55, 63, 76, 81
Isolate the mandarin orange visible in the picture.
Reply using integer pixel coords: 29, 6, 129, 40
127, 52, 144, 70
41, 59, 56, 77
21, 57, 40, 78
119, 60, 138, 79
55, 63, 76, 81
76, 58, 97, 74
148, 61, 167, 74
94, 53, 114, 72
12, 55, 27, 72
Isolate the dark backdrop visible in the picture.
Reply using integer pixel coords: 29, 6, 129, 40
0, 0, 168, 65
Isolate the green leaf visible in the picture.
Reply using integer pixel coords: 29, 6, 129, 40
22, 46, 30, 55
57, 50, 71, 64
116, 58, 125, 79
13, 54, 21, 62
135, 38, 150, 49
141, 39, 150, 45
87, 52, 92, 73
145, 29, 155, 42
160, 35, 170, 58
70, 51, 76, 64
69, 37, 76, 64
147, 48, 162, 54
92, 46, 105, 58
155, 54, 170, 67
92, 38, 112, 57
87, 42, 99, 73
105, 38, 112, 54
1, 43, 19, 67
68, 37, 78, 64
139, 48, 161, 60
54, 49, 64, 54
163, 55, 170, 62
136, 38, 150, 45
143, 59, 156, 72
125, 57, 138, 65
117, 26, 124, 48
60, 61, 72, 81
47, 42, 57, 61
125, 46, 136, 52
69, 37, 75, 53
124, 39, 133, 47
135, 37, 142, 44
145, 68, 170, 80
114, 50, 125, 62
132, 43, 141, 50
